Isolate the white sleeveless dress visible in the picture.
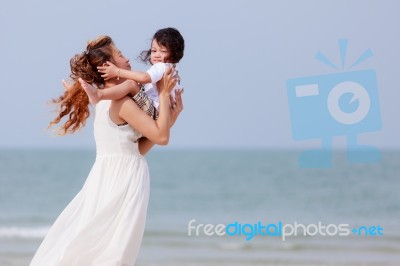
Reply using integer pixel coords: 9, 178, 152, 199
30, 100, 150, 266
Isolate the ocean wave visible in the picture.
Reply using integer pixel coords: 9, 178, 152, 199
0, 226, 50, 239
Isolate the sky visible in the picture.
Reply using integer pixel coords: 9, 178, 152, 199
0, 0, 399, 150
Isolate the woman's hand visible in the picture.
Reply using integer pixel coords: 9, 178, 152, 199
169, 89, 183, 127
97, 61, 119, 80
157, 66, 177, 96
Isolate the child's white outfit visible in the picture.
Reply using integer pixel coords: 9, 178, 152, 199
144, 62, 182, 110
131, 62, 182, 120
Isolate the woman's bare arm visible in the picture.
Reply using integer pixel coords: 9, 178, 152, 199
115, 66, 176, 145
118, 94, 170, 145
138, 89, 183, 155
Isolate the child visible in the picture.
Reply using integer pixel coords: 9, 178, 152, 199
80, 27, 184, 120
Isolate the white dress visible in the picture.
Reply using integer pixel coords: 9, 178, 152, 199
30, 100, 150, 266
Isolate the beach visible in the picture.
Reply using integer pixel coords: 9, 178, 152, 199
1, 149, 399, 265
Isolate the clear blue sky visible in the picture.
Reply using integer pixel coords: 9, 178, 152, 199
1, 0, 399, 149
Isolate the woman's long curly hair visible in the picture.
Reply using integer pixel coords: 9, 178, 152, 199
49, 35, 116, 135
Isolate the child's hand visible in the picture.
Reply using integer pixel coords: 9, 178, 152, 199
97, 61, 119, 81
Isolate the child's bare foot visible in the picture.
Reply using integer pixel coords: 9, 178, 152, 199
79, 78, 101, 104
62, 79, 71, 91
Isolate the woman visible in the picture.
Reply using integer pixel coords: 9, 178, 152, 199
30, 35, 183, 266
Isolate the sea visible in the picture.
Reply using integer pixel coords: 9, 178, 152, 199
0, 149, 399, 266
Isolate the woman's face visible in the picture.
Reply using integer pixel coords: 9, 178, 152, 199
150, 39, 170, 64
112, 46, 131, 70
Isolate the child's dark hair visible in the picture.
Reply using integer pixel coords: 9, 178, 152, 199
140, 27, 185, 64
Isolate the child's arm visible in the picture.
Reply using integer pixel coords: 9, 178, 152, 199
98, 61, 152, 84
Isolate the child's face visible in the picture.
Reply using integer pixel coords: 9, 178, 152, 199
150, 39, 170, 64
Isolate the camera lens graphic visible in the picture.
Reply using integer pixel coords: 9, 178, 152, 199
286, 39, 382, 167
327, 81, 371, 125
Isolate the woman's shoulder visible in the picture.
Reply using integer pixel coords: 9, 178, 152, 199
108, 97, 133, 124
111, 96, 132, 108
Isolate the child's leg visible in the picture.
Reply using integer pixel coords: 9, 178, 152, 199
132, 87, 159, 120
79, 78, 140, 104
101, 80, 141, 100
79, 78, 102, 104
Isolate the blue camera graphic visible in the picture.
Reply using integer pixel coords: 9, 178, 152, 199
286, 40, 382, 168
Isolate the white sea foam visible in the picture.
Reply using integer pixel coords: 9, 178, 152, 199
0, 226, 50, 239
